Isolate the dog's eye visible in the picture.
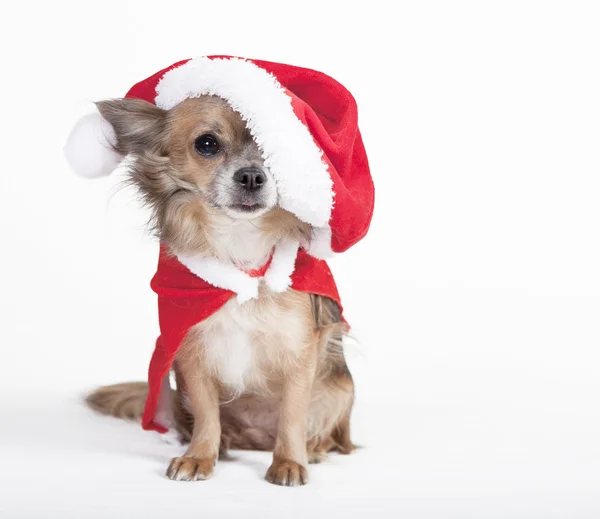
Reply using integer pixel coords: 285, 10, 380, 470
194, 134, 220, 156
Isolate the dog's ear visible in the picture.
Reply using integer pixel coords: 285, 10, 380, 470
96, 98, 167, 156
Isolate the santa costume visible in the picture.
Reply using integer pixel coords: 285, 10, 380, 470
65, 56, 375, 433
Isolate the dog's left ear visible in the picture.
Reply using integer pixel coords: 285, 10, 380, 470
65, 98, 167, 179
96, 98, 167, 155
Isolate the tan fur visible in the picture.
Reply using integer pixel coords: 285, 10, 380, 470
86, 382, 148, 421
174, 288, 354, 483
87, 95, 356, 486
167, 344, 221, 481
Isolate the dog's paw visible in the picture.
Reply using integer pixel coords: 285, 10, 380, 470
265, 459, 308, 486
166, 456, 215, 481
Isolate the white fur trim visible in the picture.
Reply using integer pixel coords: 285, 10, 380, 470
177, 239, 299, 302
64, 112, 122, 178
306, 226, 335, 259
155, 57, 334, 230
177, 254, 259, 303
264, 239, 299, 292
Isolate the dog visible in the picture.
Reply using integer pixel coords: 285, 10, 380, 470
85, 95, 356, 486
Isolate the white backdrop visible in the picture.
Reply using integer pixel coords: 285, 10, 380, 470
1, 1, 599, 518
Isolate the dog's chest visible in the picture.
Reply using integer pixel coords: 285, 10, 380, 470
211, 219, 272, 270
197, 291, 308, 392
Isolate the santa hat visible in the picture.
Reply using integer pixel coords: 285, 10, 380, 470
65, 56, 374, 257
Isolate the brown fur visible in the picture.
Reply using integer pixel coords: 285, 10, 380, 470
86, 381, 148, 421
87, 96, 356, 486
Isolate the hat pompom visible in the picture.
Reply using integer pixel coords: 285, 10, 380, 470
64, 112, 122, 178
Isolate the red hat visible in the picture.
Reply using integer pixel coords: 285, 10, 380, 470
65, 56, 374, 256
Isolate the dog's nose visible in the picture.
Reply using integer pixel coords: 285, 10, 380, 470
233, 167, 266, 191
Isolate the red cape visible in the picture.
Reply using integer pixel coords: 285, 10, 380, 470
142, 247, 342, 433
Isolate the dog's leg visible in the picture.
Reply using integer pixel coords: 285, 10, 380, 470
265, 334, 318, 486
166, 356, 220, 482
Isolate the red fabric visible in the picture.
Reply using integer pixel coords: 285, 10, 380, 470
243, 253, 273, 278
247, 58, 374, 254
141, 247, 342, 433
124, 56, 375, 254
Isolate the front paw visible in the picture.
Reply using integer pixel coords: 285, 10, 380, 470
166, 456, 215, 481
265, 459, 308, 486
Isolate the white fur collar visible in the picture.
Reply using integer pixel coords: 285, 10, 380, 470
177, 239, 299, 303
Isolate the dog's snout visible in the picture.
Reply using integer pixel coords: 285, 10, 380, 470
234, 167, 266, 192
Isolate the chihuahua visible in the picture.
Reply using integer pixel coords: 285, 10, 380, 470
86, 96, 355, 486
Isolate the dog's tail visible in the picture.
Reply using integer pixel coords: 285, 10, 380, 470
85, 382, 148, 422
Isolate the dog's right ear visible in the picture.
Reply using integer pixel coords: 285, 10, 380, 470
96, 98, 167, 156
65, 98, 167, 179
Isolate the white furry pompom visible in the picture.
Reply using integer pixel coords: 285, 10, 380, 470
64, 112, 122, 178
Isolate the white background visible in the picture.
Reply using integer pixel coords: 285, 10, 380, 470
1, 1, 599, 517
